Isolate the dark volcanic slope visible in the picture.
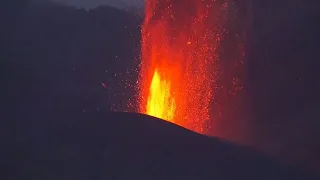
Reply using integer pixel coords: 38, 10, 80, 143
1, 112, 316, 180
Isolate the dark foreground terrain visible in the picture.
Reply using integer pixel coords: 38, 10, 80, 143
0, 111, 317, 179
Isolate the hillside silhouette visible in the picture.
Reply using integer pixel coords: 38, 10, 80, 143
1, 111, 318, 179
2, 1, 142, 114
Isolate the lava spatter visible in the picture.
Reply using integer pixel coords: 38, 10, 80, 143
138, 0, 230, 133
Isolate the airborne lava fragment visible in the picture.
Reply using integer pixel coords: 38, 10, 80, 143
138, 0, 230, 133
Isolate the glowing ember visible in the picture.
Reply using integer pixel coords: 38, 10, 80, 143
138, 0, 230, 133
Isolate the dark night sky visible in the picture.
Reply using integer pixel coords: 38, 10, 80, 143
51, 0, 144, 9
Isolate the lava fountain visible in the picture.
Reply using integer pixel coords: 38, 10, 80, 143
138, 0, 230, 133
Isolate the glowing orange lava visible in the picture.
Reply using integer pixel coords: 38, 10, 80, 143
147, 68, 176, 121
139, 0, 229, 133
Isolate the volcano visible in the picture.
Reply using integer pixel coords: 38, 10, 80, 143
1, 111, 316, 179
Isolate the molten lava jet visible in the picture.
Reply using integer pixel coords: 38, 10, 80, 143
138, 0, 230, 133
